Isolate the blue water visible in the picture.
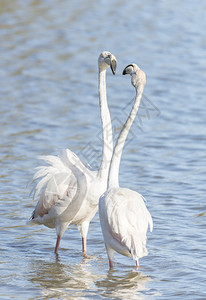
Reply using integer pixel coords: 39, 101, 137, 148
0, 0, 206, 299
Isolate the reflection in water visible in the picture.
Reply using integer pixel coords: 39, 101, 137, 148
96, 268, 152, 299
28, 255, 151, 299
28, 256, 102, 299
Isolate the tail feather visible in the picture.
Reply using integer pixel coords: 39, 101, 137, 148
32, 166, 57, 181
29, 148, 91, 221
31, 153, 73, 200
33, 173, 52, 200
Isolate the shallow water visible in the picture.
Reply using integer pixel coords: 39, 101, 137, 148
0, 0, 206, 299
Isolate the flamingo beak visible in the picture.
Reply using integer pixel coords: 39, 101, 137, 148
122, 67, 127, 75
122, 64, 133, 75
110, 56, 117, 75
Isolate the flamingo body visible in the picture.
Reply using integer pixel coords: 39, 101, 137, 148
29, 51, 117, 254
99, 63, 153, 268
99, 187, 153, 262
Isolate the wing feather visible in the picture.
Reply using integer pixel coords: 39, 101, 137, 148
31, 149, 90, 220
106, 188, 153, 259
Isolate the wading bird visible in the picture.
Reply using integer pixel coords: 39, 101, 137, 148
29, 51, 117, 256
99, 63, 153, 268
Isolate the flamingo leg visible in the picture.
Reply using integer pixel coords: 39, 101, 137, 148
82, 237, 91, 258
55, 235, 61, 254
82, 237, 87, 253
109, 260, 113, 268
136, 259, 139, 269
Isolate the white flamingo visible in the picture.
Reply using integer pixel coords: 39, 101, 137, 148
29, 51, 117, 256
99, 63, 153, 268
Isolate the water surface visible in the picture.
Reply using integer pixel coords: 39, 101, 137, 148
0, 0, 206, 299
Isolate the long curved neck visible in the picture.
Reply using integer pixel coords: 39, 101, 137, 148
108, 87, 143, 188
98, 69, 113, 179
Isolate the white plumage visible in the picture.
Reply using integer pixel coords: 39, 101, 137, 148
99, 63, 153, 268
29, 51, 117, 255
100, 188, 153, 262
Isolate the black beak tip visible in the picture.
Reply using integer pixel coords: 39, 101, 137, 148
122, 64, 133, 75
122, 69, 126, 75
110, 60, 117, 75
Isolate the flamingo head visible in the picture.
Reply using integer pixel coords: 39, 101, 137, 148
98, 51, 117, 75
123, 63, 146, 90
